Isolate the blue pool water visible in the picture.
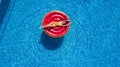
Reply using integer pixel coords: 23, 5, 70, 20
0, 0, 120, 67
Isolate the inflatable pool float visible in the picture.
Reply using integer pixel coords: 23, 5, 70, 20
41, 10, 70, 38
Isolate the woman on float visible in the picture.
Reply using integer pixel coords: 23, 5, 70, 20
40, 20, 70, 28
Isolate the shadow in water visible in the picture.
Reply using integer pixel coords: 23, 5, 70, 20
39, 32, 64, 50
0, 0, 11, 27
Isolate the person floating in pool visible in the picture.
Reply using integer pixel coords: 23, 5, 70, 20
40, 20, 70, 28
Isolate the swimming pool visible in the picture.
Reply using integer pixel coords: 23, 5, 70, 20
0, 0, 120, 67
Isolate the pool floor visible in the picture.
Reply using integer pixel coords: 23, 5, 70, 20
0, 0, 120, 67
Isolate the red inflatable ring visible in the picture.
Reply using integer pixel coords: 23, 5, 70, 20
42, 10, 70, 38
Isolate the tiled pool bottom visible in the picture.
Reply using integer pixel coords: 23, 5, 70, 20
0, 0, 120, 67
